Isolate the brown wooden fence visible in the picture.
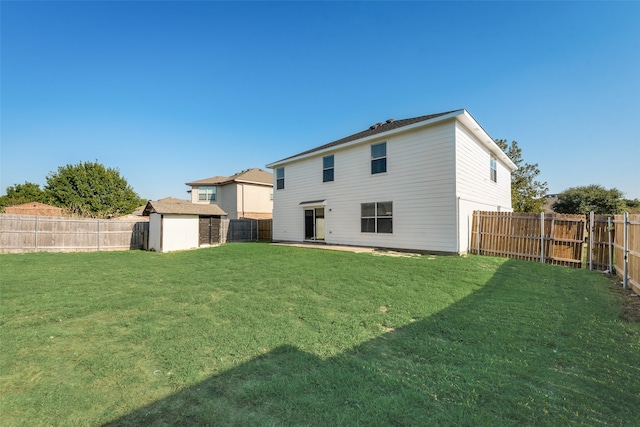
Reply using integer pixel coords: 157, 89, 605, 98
613, 214, 639, 294
589, 214, 613, 271
0, 214, 148, 253
470, 211, 586, 268
219, 219, 272, 243
258, 219, 272, 241
471, 211, 640, 295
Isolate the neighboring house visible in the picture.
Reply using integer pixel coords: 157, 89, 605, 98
186, 168, 273, 220
143, 197, 227, 252
114, 204, 150, 221
266, 109, 517, 254
543, 194, 559, 214
4, 202, 64, 216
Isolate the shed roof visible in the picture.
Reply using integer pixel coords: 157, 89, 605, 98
143, 198, 227, 216
186, 168, 273, 187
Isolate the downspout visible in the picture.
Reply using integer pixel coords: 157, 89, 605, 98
456, 196, 461, 254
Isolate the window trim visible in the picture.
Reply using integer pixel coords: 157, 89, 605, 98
490, 156, 497, 183
276, 167, 285, 190
323, 155, 334, 182
198, 186, 217, 202
371, 142, 387, 175
361, 201, 393, 234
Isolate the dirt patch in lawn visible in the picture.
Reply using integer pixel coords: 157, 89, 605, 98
611, 284, 640, 323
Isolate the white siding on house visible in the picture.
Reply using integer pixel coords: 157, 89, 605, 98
273, 121, 460, 252
270, 111, 514, 254
454, 121, 513, 253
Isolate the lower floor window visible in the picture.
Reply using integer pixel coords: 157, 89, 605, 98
361, 201, 393, 233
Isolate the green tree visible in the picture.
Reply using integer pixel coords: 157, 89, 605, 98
0, 182, 46, 211
552, 185, 626, 215
623, 198, 640, 213
495, 139, 548, 212
44, 161, 145, 218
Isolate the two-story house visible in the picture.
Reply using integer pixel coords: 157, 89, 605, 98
186, 168, 273, 220
266, 109, 517, 254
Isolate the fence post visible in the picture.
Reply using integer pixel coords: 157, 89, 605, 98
476, 211, 481, 255
589, 211, 594, 270
607, 216, 613, 273
35, 216, 39, 252
97, 220, 101, 251
623, 212, 629, 290
540, 212, 545, 264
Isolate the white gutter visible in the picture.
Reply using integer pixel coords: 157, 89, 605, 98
457, 110, 517, 171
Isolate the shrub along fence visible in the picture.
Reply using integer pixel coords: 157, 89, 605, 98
470, 211, 640, 294
0, 214, 148, 253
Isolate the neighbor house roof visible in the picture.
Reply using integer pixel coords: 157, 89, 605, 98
266, 109, 517, 170
143, 198, 227, 216
186, 168, 273, 187
4, 202, 65, 216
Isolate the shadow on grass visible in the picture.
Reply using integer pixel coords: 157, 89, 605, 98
104, 259, 638, 426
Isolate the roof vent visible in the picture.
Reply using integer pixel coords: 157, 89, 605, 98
369, 122, 383, 129
386, 118, 394, 124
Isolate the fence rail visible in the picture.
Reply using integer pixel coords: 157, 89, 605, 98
613, 213, 640, 294
470, 211, 586, 268
471, 211, 640, 295
0, 215, 273, 253
220, 219, 272, 244
0, 214, 148, 253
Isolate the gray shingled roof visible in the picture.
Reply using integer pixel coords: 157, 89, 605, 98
143, 198, 227, 216
186, 168, 273, 187
272, 110, 459, 164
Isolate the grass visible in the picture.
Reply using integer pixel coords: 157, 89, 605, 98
1, 243, 639, 426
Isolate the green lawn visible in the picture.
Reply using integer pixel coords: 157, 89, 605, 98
1, 243, 639, 426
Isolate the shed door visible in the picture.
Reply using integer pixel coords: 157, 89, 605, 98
199, 216, 220, 245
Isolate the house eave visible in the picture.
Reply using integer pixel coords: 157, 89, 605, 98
457, 110, 518, 171
234, 179, 273, 187
266, 109, 464, 168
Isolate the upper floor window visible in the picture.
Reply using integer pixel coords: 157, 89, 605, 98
198, 186, 216, 202
361, 201, 393, 233
371, 142, 387, 174
323, 155, 334, 182
490, 156, 497, 182
276, 167, 285, 190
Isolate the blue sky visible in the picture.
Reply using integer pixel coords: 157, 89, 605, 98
2, 1, 639, 201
